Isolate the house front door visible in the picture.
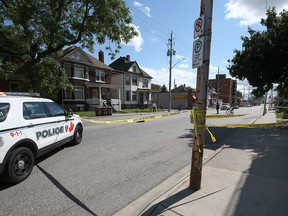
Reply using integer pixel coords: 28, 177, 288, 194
139, 93, 144, 104
92, 89, 98, 99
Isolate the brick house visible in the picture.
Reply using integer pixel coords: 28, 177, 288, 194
208, 74, 237, 105
1, 47, 153, 111
59, 46, 123, 111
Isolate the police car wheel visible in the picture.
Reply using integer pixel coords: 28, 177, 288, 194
72, 125, 82, 145
6, 147, 34, 184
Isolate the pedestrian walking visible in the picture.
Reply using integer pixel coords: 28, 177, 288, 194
178, 103, 182, 111
152, 102, 157, 112
216, 102, 220, 114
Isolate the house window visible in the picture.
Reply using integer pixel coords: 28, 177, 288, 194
125, 91, 130, 101
133, 66, 137, 73
64, 90, 73, 99
143, 79, 148, 88
74, 86, 84, 100
96, 70, 105, 82
132, 91, 137, 101
132, 76, 137, 86
125, 76, 130, 85
74, 65, 84, 78
64, 64, 72, 77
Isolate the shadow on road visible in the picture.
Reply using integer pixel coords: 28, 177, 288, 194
36, 165, 98, 216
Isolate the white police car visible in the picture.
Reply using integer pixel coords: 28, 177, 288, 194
0, 92, 83, 184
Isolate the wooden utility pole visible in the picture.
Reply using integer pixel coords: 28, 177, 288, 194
167, 31, 175, 112
190, 0, 214, 190
217, 66, 220, 103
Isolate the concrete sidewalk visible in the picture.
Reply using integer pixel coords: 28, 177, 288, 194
113, 109, 288, 216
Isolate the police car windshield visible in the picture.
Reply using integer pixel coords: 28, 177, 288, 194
0, 103, 10, 122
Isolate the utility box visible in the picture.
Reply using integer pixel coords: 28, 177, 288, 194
107, 107, 113, 115
95, 107, 103, 116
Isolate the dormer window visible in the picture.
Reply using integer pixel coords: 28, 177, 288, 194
133, 66, 137, 73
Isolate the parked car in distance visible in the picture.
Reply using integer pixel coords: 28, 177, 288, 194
0, 92, 83, 184
221, 103, 230, 110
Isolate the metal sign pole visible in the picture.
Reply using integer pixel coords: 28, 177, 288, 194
190, 0, 214, 190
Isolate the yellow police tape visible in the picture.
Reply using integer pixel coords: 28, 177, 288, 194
191, 110, 288, 128
191, 110, 217, 152
81, 112, 179, 124
211, 120, 288, 128
206, 114, 244, 118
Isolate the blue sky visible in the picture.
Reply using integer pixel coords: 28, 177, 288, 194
91, 0, 288, 94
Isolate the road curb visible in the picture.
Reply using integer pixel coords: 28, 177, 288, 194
206, 114, 244, 118
81, 112, 179, 124
210, 120, 288, 128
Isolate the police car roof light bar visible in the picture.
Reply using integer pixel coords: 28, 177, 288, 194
0, 92, 40, 97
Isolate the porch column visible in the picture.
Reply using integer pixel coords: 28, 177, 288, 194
118, 88, 122, 111
118, 88, 121, 101
99, 86, 102, 106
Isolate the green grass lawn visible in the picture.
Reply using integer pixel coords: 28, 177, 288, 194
275, 111, 283, 119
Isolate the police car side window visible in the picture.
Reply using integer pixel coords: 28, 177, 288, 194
0, 103, 10, 122
44, 102, 65, 117
23, 102, 48, 119
23, 106, 31, 119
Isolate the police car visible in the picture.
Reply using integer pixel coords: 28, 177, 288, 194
0, 92, 83, 184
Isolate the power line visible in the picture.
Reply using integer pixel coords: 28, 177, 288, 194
132, 9, 192, 57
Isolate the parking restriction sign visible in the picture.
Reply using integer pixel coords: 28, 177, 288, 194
194, 16, 204, 39
192, 37, 204, 68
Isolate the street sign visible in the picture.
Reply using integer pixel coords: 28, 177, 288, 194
194, 16, 204, 39
192, 37, 204, 68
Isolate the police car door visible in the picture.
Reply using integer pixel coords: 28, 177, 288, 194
21, 101, 58, 151
43, 102, 72, 146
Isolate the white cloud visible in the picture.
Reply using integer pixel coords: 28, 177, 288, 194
142, 66, 197, 88
124, 24, 144, 52
178, 64, 189, 69
148, 37, 158, 42
133, 1, 151, 17
225, 0, 288, 26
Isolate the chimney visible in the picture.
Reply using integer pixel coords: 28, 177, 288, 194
126, 55, 130, 62
98, 50, 104, 63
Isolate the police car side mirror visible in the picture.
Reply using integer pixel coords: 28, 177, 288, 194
66, 109, 74, 118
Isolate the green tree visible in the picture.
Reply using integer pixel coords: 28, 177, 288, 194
0, 0, 137, 99
235, 90, 243, 105
161, 84, 168, 92
227, 8, 288, 97
151, 83, 162, 91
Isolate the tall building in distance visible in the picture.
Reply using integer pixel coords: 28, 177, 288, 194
209, 74, 237, 105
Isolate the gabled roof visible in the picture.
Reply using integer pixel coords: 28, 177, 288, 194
109, 56, 134, 72
140, 69, 152, 79
62, 46, 113, 71
109, 56, 152, 79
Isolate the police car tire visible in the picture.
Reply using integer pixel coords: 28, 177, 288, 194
71, 125, 82, 145
6, 147, 34, 184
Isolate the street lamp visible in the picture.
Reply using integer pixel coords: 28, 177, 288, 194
168, 58, 186, 112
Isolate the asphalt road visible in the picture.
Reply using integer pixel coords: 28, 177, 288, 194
0, 106, 264, 216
